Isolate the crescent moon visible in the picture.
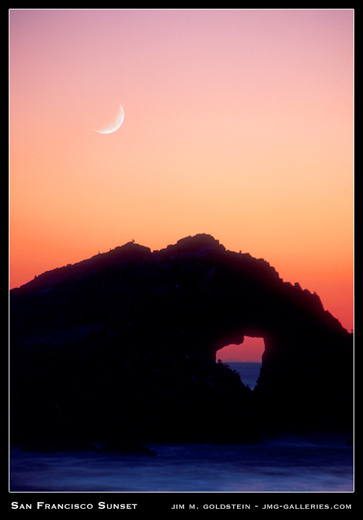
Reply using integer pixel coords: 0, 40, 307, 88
95, 104, 124, 134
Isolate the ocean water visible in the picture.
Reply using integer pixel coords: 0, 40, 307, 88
227, 361, 261, 389
9, 363, 353, 493
10, 433, 353, 492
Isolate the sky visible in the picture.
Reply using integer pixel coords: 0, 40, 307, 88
9, 9, 354, 361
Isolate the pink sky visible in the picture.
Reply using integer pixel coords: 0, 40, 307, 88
9, 9, 354, 360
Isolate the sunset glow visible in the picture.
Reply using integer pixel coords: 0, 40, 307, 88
9, 9, 354, 360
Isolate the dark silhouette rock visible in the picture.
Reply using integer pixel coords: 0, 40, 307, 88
99, 441, 157, 456
10, 234, 353, 450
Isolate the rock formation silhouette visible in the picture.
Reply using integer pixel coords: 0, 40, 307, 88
10, 234, 353, 450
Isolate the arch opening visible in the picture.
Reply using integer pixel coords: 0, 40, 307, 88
217, 336, 265, 389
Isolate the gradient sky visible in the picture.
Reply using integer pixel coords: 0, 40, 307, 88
9, 9, 354, 361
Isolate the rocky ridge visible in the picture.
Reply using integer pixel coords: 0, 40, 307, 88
10, 234, 353, 450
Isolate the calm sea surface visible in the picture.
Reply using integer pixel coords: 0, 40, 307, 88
228, 361, 261, 388
10, 363, 353, 493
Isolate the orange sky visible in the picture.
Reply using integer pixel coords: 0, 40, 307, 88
9, 9, 354, 360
